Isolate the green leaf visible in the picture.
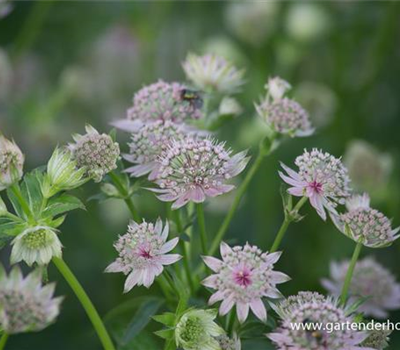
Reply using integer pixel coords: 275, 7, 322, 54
6, 186, 25, 219
0, 217, 25, 248
43, 194, 85, 218
21, 171, 44, 216
154, 329, 174, 340
121, 298, 164, 345
153, 312, 176, 327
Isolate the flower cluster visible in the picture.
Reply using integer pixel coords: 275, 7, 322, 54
0, 134, 24, 191
202, 242, 289, 323
69, 125, 120, 182
256, 77, 314, 137
272, 291, 326, 318
216, 334, 241, 350
280, 148, 351, 220
322, 257, 400, 318
362, 328, 391, 350
10, 226, 62, 266
182, 53, 245, 94
124, 120, 203, 180
105, 219, 181, 292
332, 194, 399, 248
268, 294, 371, 350
152, 137, 248, 209
175, 309, 224, 350
0, 266, 62, 334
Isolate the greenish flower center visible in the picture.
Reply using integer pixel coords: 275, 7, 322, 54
180, 317, 203, 343
23, 230, 51, 249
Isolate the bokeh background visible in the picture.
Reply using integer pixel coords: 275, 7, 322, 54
1, 1, 400, 349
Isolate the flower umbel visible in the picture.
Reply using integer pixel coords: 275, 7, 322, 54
152, 137, 249, 209
362, 328, 391, 350
69, 125, 120, 182
182, 53, 245, 94
11, 226, 62, 266
0, 134, 24, 191
202, 242, 290, 323
124, 120, 203, 180
279, 148, 351, 220
41, 147, 87, 198
256, 77, 314, 137
175, 309, 224, 350
0, 265, 62, 334
268, 295, 371, 350
272, 291, 326, 318
331, 194, 399, 248
216, 333, 241, 350
322, 257, 400, 318
105, 219, 181, 292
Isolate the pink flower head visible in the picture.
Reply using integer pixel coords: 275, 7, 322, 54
112, 80, 202, 132
202, 242, 290, 323
279, 148, 351, 220
124, 120, 205, 180
151, 137, 249, 209
105, 218, 181, 292
322, 257, 400, 319
331, 193, 399, 248
268, 294, 373, 350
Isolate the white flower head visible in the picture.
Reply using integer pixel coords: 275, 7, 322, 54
105, 218, 181, 292
11, 226, 62, 266
322, 257, 400, 319
69, 125, 120, 182
202, 242, 290, 323
0, 134, 24, 191
175, 309, 224, 350
182, 53, 245, 94
216, 333, 241, 350
0, 265, 62, 334
266, 77, 292, 101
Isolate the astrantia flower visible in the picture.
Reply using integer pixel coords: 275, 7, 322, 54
182, 53, 245, 94
331, 194, 399, 248
362, 328, 391, 350
175, 309, 224, 350
124, 120, 204, 180
322, 257, 400, 318
216, 333, 241, 350
279, 148, 351, 220
105, 219, 181, 292
115, 80, 203, 132
11, 226, 62, 266
69, 125, 120, 182
268, 297, 371, 350
0, 135, 24, 191
256, 77, 314, 137
202, 242, 290, 323
41, 147, 87, 198
0, 265, 62, 334
152, 137, 248, 209
272, 291, 326, 318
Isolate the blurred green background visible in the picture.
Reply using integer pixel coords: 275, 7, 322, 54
1, 1, 400, 349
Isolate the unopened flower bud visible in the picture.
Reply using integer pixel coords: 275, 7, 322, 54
0, 134, 24, 191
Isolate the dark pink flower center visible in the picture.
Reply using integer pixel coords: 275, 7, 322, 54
308, 180, 323, 194
233, 268, 252, 287
138, 247, 153, 259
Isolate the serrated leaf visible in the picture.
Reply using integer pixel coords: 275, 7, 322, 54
21, 171, 44, 216
154, 329, 174, 340
6, 186, 25, 219
43, 194, 85, 218
153, 312, 176, 327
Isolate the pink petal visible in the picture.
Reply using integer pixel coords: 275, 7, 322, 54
220, 242, 233, 258
219, 294, 235, 316
288, 186, 305, 197
250, 299, 267, 322
202, 275, 219, 288
280, 162, 302, 181
209, 290, 225, 305
263, 251, 282, 265
171, 194, 190, 209
270, 271, 291, 284
190, 186, 206, 203
236, 302, 249, 323
159, 237, 179, 254
279, 171, 305, 188
157, 254, 182, 265
104, 261, 124, 273
142, 269, 156, 288
309, 193, 326, 220
124, 271, 140, 293
202, 256, 223, 272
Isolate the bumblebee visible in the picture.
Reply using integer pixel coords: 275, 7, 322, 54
180, 89, 203, 109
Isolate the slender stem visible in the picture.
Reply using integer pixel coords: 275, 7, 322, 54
52, 257, 116, 350
340, 241, 363, 306
196, 203, 207, 255
157, 275, 174, 301
208, 151, 265, 256
10, 184, 34, 222
0, 333, 9, 350
173, 210, 194, 292
108, 172, 140, 222
270, 196, 308, 253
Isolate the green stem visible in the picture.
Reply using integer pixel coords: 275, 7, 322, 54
10, 184, 34, 222
173, 210, 194, 292
270, 196, 308, 253
0, 333, 9, 350
196, 203, 207, 255
340, 241, 363, 306
109, 172, 140, 222
157, 275, 174, 301
208, 150, 265, 256
52, 257, 116, 350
